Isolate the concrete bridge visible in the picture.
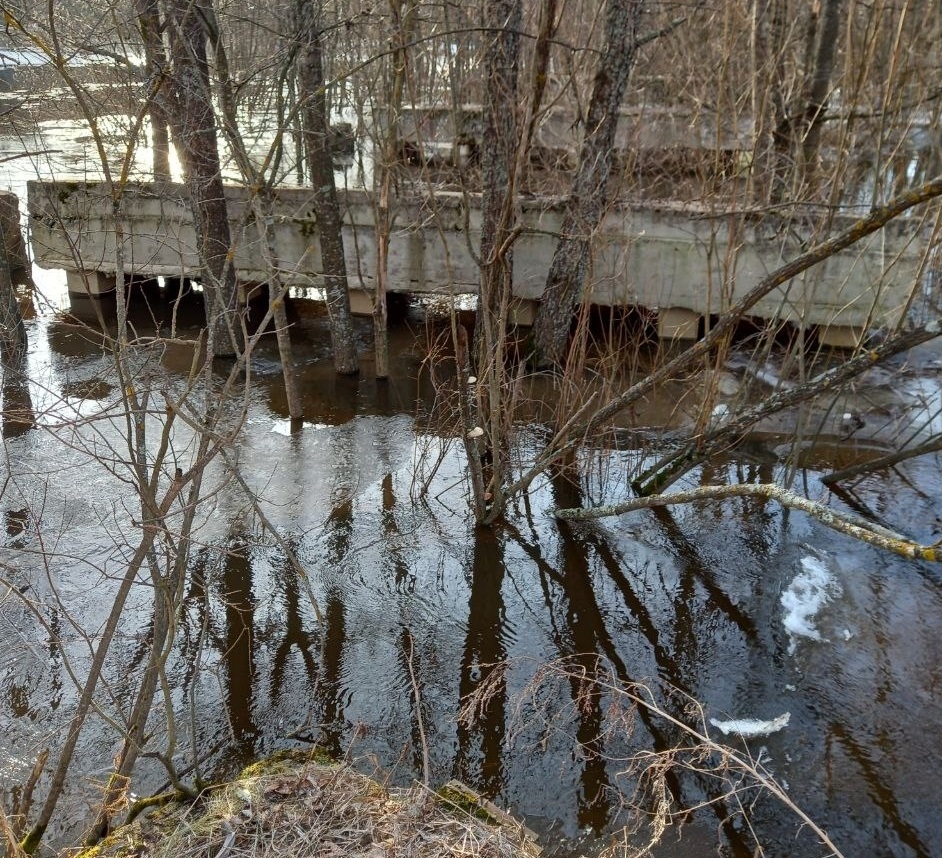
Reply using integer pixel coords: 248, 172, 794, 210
26, 179, 928, 345
396, 103, 753, 167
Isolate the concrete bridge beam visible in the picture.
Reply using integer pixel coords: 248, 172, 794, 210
27, 180, 928, 345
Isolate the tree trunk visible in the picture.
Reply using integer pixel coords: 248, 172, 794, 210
517, 0, 559, 186
751, 0, 790, 206
85, 462, 205, 841
260, 196, 305, 419
0, 216, 31, 439
134, 0, 172, 181
531, 0, 645, 368
0, 217, 25, 367
477, 0, 521, 355
763, 0, 844, 205
195, 0, 304, 418
799, 0, 843, 178
296, 0, 359, 375
373, 174, 392, 380
470, 0, 522, 521
373, 0, 416, 381
85, 578, 173, 843
162, 0, 241, 358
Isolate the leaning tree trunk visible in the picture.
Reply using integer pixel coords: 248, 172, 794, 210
531, 0, 645, 368
163, 0, 241, 358
296, 0, 359, 375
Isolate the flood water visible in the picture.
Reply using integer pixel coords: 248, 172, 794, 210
3, 116, 942, 858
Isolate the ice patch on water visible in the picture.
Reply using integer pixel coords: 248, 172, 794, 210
781, 555, 842, 653
270, 419, 329, 435
710, 712, 791, 738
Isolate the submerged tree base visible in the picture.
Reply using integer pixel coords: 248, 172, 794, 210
67, 750, 540, 858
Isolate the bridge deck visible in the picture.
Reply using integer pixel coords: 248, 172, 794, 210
26, 180, 928, 344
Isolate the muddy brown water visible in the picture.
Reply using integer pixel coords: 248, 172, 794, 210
3, 120, 942, 857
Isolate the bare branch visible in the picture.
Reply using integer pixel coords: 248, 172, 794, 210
554, 482, 942, 561
822, 434, 942, 485
636, 320, 942, 494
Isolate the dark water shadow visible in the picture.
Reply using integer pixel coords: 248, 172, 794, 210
826, 720, 930, 857
220, 537, 260, 760
1, 352, 34, 438
501, 472, 761, 852
268, 538, 318, 706
454, 526, 508, 798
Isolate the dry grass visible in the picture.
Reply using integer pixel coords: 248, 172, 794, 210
70, 752, 539, 858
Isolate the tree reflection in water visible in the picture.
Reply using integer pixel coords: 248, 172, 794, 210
454, 527, 508, 798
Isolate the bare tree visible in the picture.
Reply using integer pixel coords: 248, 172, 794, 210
134, 0, 173, 181
295, 0, 359, 376
0, 219, 26, 368
761, 0, 845, 205
372, 0, 417, 380
160, 0, 243, 358
466, 0, 522, 522
531, 0, 645, 367
3, 3, 942, 854
201, 0, 305, 419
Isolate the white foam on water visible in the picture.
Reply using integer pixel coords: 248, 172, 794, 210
781, 555, 842, 653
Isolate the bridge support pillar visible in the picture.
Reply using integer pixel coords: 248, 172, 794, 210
508, 298, 537, 326
348, 288, 374, 316
818, 324, 863, 349
657, 306, 701, 340
66, 270, 116, 296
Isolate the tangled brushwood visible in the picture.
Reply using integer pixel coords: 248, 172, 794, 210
44, 752, 540, 858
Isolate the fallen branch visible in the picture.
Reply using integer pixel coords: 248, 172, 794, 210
553, 482, 941, 561
821, 433, 942, 485
583, 178, 942, 435
635, 320, 942, 495
0, 151, 62, 163
503, 175, 942, 503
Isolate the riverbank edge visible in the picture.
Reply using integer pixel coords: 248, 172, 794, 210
70, 749, 542, 858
